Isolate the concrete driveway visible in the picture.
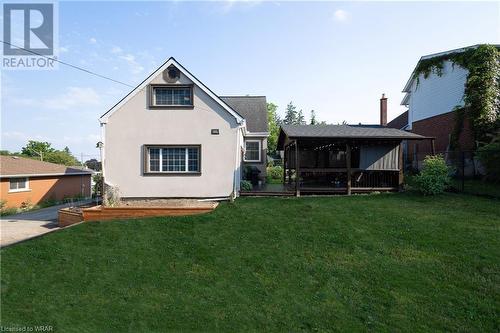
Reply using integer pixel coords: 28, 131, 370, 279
1, 201, 92, 247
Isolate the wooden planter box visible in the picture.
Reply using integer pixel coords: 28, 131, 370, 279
58, 209, 84, 227
58, 203, 217, 226
81, 204, 217, 222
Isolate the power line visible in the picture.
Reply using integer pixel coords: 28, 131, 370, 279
1, 40, 134, 88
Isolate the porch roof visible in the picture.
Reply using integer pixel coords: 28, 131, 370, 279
277, 124, 429, 149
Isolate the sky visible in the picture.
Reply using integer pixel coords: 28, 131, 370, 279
1, 1, 499, 160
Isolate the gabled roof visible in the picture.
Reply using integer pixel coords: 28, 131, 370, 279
220, 96, 268, 133
0, 156, 93, 178
387, 111, 409, 130
99, 57, 244, 125
277, 124, 427, 149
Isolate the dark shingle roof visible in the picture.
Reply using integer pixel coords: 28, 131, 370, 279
387, 111, 409, 130
280, 124, 427, 139
220, 96, 268, 133
0, 156, 93, 177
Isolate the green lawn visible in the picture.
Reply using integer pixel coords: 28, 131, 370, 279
1, 194, 499, 332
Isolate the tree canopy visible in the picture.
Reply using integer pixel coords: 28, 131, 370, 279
18, 140, 81, 166
85, 158, 102, 171
267, 103, 281, 157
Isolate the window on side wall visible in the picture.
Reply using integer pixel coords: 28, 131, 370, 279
151, 85, 193, 107
9, 177, 29, 192
146, 146, 200, 174
244, 140, 261, 162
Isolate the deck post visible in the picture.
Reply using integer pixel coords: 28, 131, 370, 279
346, 142, 351, 195
398, 142, 404, 189
288, 144, 292, 185
431, 138, 436, 155
295, 140, 300, 197
283, 145, 287, 185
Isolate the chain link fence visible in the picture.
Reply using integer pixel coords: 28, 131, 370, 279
405, 149, 500, 198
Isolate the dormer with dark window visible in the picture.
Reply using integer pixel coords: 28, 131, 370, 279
149, 65, 194, 108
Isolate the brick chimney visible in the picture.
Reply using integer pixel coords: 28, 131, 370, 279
380, 93, 387, 126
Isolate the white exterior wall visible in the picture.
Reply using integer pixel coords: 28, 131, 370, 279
407, 61, 467, 129
103, 70, 241, 198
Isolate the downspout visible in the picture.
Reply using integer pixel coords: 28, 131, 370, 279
232, 121, 246, 200
100, 122, 106, 201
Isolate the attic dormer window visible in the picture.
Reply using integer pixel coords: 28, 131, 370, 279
150, 85, 193, 107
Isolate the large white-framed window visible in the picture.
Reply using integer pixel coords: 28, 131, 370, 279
150, 85, 193, 107
146, 146, 200, 174
9, 177, 29, 192
244, 140, 261, 162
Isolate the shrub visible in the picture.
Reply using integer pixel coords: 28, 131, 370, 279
93, 173, 103, 196
104, 185, 121, 207
20, 199, 35, 211
413, 155, 451, 195
39, 197, 58, 208
476, 142, 500, 182
0, 200, 17, 216
240, 180, 252, 191
267, 166, 283, 180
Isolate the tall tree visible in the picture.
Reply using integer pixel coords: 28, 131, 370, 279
297, 110, 306, 125
283, 102, 298, 125
267, 102, 281, 156
310, 110, 317, 125
21, 141, 54, 160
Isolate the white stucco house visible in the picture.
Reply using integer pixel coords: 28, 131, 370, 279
99, 58, 268, 199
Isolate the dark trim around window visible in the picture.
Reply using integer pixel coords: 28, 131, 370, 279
143, 144, 201, 176
148, 84, 194, 109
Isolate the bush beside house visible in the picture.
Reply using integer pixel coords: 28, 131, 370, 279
412, 155, 451, 195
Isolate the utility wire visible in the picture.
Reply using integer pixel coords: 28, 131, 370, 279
1, 40, 134, 88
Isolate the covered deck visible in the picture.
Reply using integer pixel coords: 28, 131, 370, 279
277, 125, 432, 196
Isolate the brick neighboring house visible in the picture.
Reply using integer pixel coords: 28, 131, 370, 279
0, 156, 93, 208
388, 44, 497, 153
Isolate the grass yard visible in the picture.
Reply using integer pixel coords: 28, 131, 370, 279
1, 193, 499, 332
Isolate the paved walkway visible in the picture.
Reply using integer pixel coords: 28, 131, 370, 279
1, 200, 93, 247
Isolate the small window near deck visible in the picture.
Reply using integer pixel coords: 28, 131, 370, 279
9, 177, 29, 192
152, 86, 193, 107
146, 146, 200, 173
244, 140, 261, 162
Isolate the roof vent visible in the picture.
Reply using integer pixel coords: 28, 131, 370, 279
165, 65, 180, 83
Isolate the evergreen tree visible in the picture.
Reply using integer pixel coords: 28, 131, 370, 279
310, 110, 317, 125
283, 102, 298, 125
297, 110, 306, 125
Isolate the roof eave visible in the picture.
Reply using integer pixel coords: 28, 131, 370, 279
99, 57, 245, 125
0, 171, 93, 178
286, 135, 430, 140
